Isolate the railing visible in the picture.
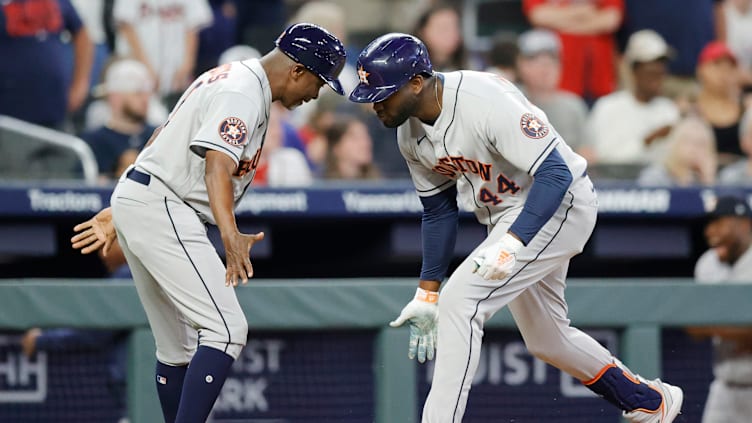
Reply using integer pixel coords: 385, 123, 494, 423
0, 115, 98, 184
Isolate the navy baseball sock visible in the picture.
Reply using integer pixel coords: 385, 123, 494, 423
174, 346, 234, 423
584, 363, 662, 412
155, 361, 188, 423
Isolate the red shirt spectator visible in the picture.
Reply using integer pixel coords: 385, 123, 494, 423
523, 0, 623, 100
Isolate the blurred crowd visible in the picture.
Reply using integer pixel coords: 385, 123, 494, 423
2, 0, 752, 187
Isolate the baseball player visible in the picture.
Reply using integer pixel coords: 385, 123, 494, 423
70, 23, 346, 423
349, 33, 683, 423
690, 196, 752, 422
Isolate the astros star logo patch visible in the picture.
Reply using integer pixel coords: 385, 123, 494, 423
519, 113, 549, 139
357, 65, 370, 85
218, 117, 248, 146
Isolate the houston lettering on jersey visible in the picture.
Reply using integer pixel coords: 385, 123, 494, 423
432, 156, 492, 181
234, 148, 262, 177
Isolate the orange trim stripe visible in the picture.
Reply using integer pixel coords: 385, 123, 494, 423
583, 363, 617, 386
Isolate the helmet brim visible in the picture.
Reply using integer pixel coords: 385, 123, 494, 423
348, 83, 398, 103
323, 77, 344, 96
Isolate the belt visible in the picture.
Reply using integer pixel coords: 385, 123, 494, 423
126, 168, 151, 186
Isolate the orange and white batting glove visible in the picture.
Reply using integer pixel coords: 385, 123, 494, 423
472, 233, 523, 280
389, 287, 439, 363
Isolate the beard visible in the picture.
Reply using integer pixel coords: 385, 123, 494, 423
380, 96, 418, 128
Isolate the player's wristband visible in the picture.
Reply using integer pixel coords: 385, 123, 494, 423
414, 287, 439, 304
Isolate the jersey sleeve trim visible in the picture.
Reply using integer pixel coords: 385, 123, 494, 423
527, 136, 560, 175
190, 139, 240, 164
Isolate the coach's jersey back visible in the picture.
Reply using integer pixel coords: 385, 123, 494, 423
135, 59, 270, 225
397, 71, 587, 226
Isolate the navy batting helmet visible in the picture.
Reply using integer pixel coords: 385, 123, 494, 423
349, 33, 433, 103
276, 23, 347, 95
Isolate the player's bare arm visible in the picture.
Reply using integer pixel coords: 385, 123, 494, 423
71, 207, 116, 256
205, 150, 265, 287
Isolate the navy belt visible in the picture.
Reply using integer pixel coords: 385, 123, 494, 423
126, 168, 151, 186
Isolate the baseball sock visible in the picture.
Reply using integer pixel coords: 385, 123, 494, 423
155, 361, 188, 423
174, 346, 234, 423
584, 363, 662, 413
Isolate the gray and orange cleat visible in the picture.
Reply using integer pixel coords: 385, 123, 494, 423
623, 378, 684, 423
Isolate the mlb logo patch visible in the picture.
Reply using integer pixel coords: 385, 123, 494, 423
157, 375, 167, 385
519, 113, 549, 139
218, 117, 249, 146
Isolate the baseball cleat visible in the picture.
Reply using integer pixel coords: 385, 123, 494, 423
623, 378, 683, 423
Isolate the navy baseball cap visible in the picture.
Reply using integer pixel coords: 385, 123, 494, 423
708, 196, 752, 220
275, 23, 347, 95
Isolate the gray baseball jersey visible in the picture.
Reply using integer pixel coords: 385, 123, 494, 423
401, 71, 613, 423
695, 247, 752, 422
398, 71, 586, 221
110, 59, 272, 363
135, 59, 269, 224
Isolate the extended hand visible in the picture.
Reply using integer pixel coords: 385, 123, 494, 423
472, 233, 523, 280
389, 288, 439, 363
223, 231, 265, 287
71, 208, 116, 255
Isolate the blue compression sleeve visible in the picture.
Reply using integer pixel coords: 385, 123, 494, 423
509, 149, 572, 245
419, 185, 459, 281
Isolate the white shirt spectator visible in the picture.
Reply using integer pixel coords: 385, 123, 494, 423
724, 1, 752, 72
719, 160, 752, 185
266, 149, 313, 187
114, 0, 212, 96
586, 90, 680, 164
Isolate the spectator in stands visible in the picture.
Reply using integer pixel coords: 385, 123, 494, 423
195, 0, 238, 77
413, 3, 467, 72
0, 0, 93, 130
323, 117, 380, 180
218, 44, 261, 67
70, 0, 110, 93
618, 0, 723, 103
722, 0, 752, 95
583, 30, 680, 168
233, 0, 285, 53
285, 1, 359, 130
523, 0, 623, 102
286, 1, 410, 179
297, 93, 341, 174
693, 41, 747, 166
484, 31, 520, 83
113, 0, 212, 104
637, 117, 717, 186
719, 108, 752, 184
688, 195, 752, 423
81, 59, 157, 181
516, 29, 589, 152
254, 103, 313, 187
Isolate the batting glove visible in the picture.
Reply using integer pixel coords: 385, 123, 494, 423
389, 287, 439, 363
472, 233, 524, 280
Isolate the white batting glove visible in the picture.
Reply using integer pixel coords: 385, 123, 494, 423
472, 233, 524, 280
389, 287, 439, 363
